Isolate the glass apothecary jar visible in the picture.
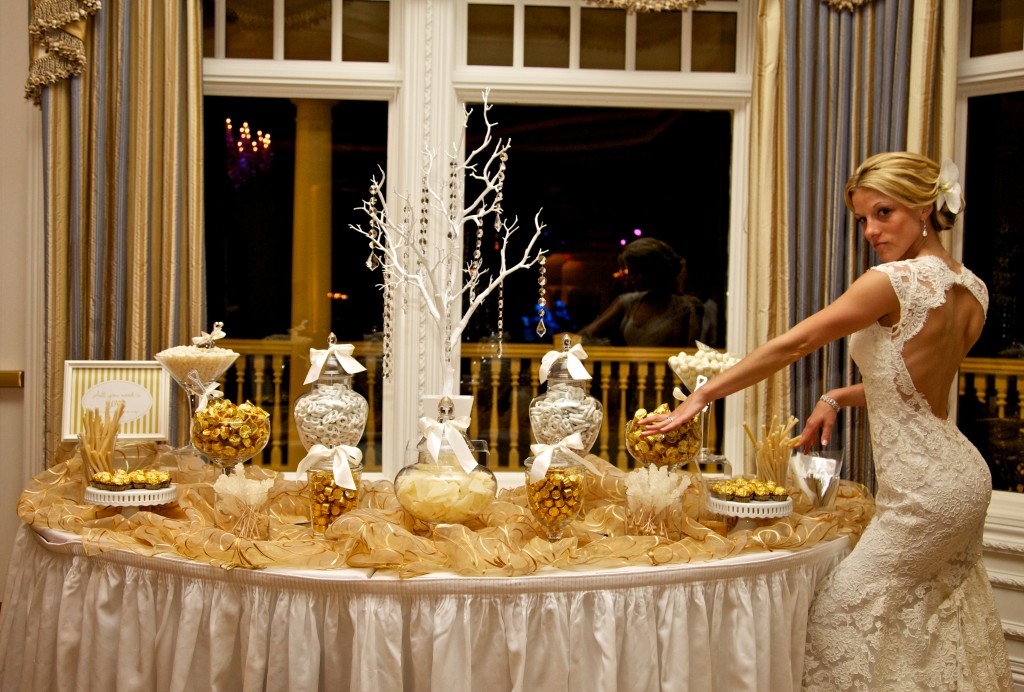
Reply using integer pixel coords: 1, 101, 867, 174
293, 334, 368, 532
394, 397, 497, 525
529, 335, 602, 454
524, 450, 586, 541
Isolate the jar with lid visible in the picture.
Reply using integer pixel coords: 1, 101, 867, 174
394, 396, 497, 526
524, 449, 587, 541
529, 334, 603, 454
293, 334, 368, 533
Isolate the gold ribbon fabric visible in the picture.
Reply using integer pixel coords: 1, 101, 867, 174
18, 453, 874, 577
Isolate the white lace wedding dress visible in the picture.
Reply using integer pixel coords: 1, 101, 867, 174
802, 256, 1013, 691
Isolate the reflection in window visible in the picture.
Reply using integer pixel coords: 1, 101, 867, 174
462, 105, 731, 350
525, 6, 571, 68
636, 11, 682, 72
692, 11, 737, 72
971, 0, 1024, 57
580, 8, 626, 70
467, 4, 514, 66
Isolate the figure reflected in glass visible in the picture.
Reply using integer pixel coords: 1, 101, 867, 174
578, 237, 703, 347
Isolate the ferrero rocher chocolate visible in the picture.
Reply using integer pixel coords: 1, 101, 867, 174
192, 398, 270, 461
308, 468, 359, 532
625, 404, 701, 467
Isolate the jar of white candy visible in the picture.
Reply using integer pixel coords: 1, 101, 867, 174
394, 396, 497, 525
293, 334, 368, 532
529, 335, 603, 455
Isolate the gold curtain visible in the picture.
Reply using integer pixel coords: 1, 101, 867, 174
34, 1, 206, 464
744, 0, 792, 451
906, 0, 959, 160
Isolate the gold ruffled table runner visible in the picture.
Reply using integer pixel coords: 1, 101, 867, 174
18, 451, 874, 577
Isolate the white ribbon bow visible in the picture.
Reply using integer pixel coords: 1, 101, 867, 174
304, 343, 366, 384
187, 371, 223, 412
528, 432, 600, 483
937, 159, 962, 214
417, 415, 477, 473
295, 443, 362, 490
538, 344, 591, 383
192, 322, 226, 347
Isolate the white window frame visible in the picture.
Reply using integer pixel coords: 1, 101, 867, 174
201, 0, 754, 479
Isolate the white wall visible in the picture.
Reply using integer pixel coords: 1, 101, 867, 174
0, 0, 42, 596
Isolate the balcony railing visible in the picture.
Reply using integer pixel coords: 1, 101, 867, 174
209, 338, 714, 474
199, 340, 1023, 491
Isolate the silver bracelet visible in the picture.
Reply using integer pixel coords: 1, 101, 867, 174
819, 394, 840, 412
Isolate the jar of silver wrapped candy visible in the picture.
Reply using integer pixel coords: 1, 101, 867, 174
528, 335, 603, 454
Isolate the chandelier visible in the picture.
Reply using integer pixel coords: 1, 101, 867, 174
225, 118, 272, 188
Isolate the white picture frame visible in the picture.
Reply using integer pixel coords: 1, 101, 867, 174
61, 360, 171, 442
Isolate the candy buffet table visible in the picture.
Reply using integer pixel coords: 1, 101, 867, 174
0, 522, 850, 692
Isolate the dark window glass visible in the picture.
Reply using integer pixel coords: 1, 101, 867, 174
467, 4, 514, 66
580, 8, 626, 70
691, 11, 736, 73
462, 105, 732, 349
285, 0, 332, 61
225, 0, 274, 59
971, 0, 1024, 57
636, 11, 682, 72
343, 0, 390, 62
525, 6, 571, 68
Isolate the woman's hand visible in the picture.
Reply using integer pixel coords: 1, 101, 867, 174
640, 390, 707, 435
798, 399, 839, 452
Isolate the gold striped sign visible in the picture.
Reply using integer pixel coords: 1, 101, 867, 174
61, 361, 171, 441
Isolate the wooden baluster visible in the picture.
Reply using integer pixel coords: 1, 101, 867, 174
252, 355, 268, 466
233, 356, 247, 404
974, 373, 987, 407
509, 358, 522, 468
1017, 376, 1024, 421
617, 362, 631, 468
364, 356, 378, 472
958, 372, 966, 399
654, 362, 668, 404
995, 373, 1009, 419
599, 361, 613, 461
636, 362, 650, 409
469, 358, 481, 440
528, 361, 541, 444
489, 357, 502, 462
270, 354, 285, 468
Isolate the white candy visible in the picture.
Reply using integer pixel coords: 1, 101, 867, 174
294, 384, 368, 448
529, 386, 603, 451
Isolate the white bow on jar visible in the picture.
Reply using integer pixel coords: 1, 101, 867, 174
538, 343, 591, 383
304, 341, 366, 384
296, 443, 362, 490
528, 432, 600, 483
417, 415, 477, 473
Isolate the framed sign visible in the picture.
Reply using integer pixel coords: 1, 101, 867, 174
62, 360, 171, 442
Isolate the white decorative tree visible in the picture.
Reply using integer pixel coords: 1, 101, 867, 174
351, 91, 548, 400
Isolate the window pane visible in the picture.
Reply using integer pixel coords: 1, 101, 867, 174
467, 4, 514, 66
525, 6, 570, 68
285, 0, 332, 61
343, 0, 390, 62
959, 91, 1024, 493
691, 11, 737, 73
462, 105, 731, 349
226, 0, 274, 59
203, 0, 216, 57
971, 0, 1024, 57
636, 11, 682, 72
580, 8, 626, 70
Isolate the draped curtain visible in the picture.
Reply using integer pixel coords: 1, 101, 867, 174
30, 0, 205, 464
749, 0, 957, 488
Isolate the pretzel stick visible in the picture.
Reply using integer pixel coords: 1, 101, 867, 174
80, 400, 125, 476
745, 415, 801, 485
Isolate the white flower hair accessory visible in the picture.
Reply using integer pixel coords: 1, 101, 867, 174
937, 159, 962, 215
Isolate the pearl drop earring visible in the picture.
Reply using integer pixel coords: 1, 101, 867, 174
922, 221, 928, 238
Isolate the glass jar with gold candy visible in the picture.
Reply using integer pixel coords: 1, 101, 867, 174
192, 397, 270, 473
293, 334, 369, 533
524, 450, 586, 541
624, 403, 700, 470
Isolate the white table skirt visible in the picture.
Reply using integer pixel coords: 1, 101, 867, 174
0, 523, 849, 692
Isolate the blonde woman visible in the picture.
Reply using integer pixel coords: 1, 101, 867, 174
642, 152, 1012, 690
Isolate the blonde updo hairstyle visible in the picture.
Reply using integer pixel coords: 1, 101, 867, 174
844, 151, 963, 232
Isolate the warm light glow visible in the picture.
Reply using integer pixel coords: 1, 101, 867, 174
327, 292, 350, 300
225, 117, 272, 188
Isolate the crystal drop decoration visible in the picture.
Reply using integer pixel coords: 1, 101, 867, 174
536, 316, 547, 338
366, 253, 380, 271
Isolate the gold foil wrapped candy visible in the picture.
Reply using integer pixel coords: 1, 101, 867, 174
308, 468, 360, 533
524, 456, 587, 541
192, 398, 271, 468
624, 404, 701, 468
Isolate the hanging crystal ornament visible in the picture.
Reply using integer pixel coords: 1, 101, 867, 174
366, 182, 381, 270
468, 217, 484, 302
493, 151, 507, 358
536, 256, 548, 338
